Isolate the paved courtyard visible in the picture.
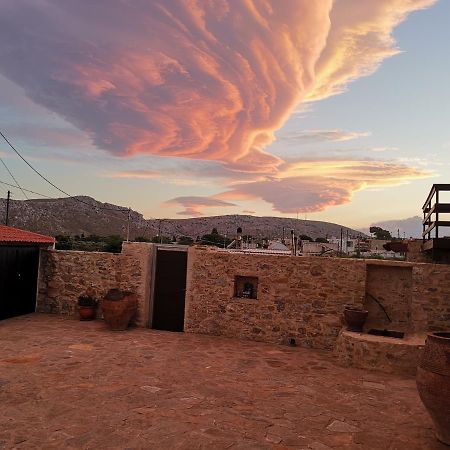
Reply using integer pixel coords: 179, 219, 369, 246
0, 314, 445, 449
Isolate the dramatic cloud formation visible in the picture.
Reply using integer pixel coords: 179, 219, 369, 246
107, 170, 162, 180
307, 0, 436, 101
279, 129, 371, 144
0, 0, 334, 172
165, 196, 236, 217
0, 0, 436, 215
220, 160, 432, 213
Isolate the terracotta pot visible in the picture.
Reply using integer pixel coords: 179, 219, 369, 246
343, 307, 368, 332
101, 294, 137, 331
416, 332, 450, 445
79, 306, 96, 321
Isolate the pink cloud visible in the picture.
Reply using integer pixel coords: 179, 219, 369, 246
279, 129, 371, 144
106, 170, 162, 180
165, 196, 236, 216
0, 0, 436, 215
220, 160, 432, 213
0, 0, 333, 171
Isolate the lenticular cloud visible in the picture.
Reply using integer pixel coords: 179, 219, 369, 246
0, 0, 433, 169
0, 0, 332, 171
0, 0, 436, 213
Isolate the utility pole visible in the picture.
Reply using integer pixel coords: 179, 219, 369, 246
158, 219, 162, 244
339, 228, 343, 256
346, 229, 349, 255
5, 190, 10, 226
126, 208, 131, 242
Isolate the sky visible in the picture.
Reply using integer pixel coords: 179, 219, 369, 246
0, 0, 448, 228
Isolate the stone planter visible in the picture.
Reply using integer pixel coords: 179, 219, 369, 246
343, 306, 368, 332
101, 290, 137, 331
416, 332, 450, 445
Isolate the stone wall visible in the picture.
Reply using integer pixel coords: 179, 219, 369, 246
184, 248, 450, 350
37, 242, 450, 352
406, 240, 431, 263
37, 242, 154, 327
364, 264, 413, 332
411, 263, 450, 332
184, 247, 366, 350
334, 330, 424, 376
118, 243, 154, 327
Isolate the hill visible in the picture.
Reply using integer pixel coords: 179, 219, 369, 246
0, 196, 365, 241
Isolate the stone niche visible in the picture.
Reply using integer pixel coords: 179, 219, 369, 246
364, 264, 413, 333
234, 275, 258, 299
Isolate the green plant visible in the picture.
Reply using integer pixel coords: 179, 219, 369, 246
78, 295, 98, 308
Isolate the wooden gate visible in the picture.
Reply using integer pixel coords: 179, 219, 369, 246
0, 246, 40, 320
152, 248, 188, 332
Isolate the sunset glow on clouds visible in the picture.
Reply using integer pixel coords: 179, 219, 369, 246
0, 0, 437, 216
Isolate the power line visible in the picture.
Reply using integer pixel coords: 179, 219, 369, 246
0, 154, 28, 199
0, 130, 129, 214
0, 180, 54, 198
0, 130, 71, 198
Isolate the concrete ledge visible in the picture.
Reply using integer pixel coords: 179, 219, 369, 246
334, 330, 425, 376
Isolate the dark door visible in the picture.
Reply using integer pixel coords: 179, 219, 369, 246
152, 249, 187, 332
0, 246, 40, 320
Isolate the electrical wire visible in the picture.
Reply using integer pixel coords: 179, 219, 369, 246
0, 130, 129, 213
0, 154, 29, 199
0, 180, 54, 198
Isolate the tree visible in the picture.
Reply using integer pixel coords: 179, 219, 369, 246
201, 231, 232, 247
151, 235, 171, 244
134, 236, 150, 242
178, 236, 194, 246
315, 237, 328, 243
299, 234, 313, 241
104, 235, 123, 253
55, 235, 73, 250
369, 226, 392, 240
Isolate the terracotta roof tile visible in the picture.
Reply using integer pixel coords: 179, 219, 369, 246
0, 225, 55, 245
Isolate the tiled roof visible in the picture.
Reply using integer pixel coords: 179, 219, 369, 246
0, 225, 55, 245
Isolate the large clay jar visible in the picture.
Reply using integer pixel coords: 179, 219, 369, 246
416, 332, 450, 445
343, 306, 368, 332
101, 289, 137, 331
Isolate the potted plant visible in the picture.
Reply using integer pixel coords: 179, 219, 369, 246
78, 294, 98, 321
101, 288, 137, 331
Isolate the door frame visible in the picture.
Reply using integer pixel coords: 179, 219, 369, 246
148, 244, 189, 329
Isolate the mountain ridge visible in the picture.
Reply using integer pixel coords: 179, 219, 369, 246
0, 196, 366, 240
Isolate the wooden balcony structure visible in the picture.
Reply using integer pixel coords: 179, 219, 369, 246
422, 184, 450, 258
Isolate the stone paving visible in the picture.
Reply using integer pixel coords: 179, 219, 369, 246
0, 314, 445, 449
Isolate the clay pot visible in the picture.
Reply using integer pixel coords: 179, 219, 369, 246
101, 293, 137, 331
79, 306, 96, 321
343, 306, 368, 332
416, 332, 450, 445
